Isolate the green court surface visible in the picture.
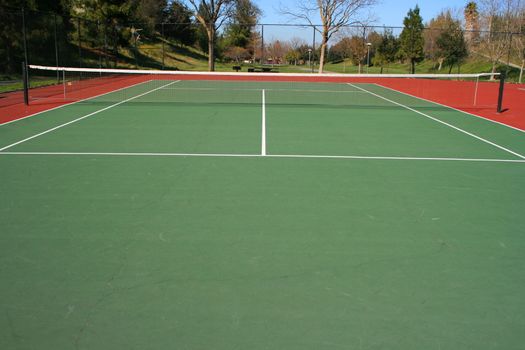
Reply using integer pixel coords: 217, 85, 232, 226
1, 80, 524, 349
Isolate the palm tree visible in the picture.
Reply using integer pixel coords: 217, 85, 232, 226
464, 2, 480, 45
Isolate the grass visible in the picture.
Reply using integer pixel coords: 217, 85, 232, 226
0, 76, 60, 94
324, 56, 523, 82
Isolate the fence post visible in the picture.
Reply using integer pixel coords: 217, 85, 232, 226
104, 22, 108, 68
162, 23, 165, 69
312, 25, 316, 73
261, 24, 264, 65
506, 33, 513, 75
77, 17, 82, 69
54, 13, 59, 83
21, 7, 29, 68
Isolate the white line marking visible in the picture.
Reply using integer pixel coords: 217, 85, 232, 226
0, 80, 155, 127
0, 81, 179, 152
161, 87, 368, 94
1, 152, 524, 163
374, 83, 525, 134
262, 89, 267, 156
348, 83, 525, 160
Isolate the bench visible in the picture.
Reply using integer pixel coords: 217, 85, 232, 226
247, 67, 279, 73
232, 65, 241, 72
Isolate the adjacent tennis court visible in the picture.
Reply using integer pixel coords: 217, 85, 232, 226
1, 73, 524, 349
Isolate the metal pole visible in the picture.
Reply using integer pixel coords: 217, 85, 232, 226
97, 20, 102, 72
497, 72, 506, 113
506, 33, 513, 75
161, 23, 165, 69
77, 17, 82, 72
21, 7, 29, 68
104, 22, 108, 68
366, 45, 371, 73
261, 24, 264, 65
312, 26, 316, 73
54, 14, 59, 83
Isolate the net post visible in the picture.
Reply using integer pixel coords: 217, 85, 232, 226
22, 61, 29, 105
497, 72, 506, 113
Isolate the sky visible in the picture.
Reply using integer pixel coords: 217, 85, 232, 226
257, 0, 469, 27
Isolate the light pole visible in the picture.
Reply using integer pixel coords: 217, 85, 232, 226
366, 43, 372, 74
308, 48, 312, 72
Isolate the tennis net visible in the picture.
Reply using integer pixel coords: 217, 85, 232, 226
25, 65, 503, 111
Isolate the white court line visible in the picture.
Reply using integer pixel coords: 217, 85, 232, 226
348, 83, 525, 160
374, 83, 525, 134
161, 87, 368, 94
0, 79, 155, 127
261, 89, 267, 156
0, 81, 179, 152
1, 151, 524, 163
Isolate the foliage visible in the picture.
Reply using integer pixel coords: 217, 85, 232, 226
436, 17, 468, 73
186, 0, 236, 71
222, 0, 260, 49
163, 0, 196, 46
399, 5, 425, 73
373, 29, 400, 73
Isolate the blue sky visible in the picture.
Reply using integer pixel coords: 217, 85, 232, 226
257, 0, 469, 26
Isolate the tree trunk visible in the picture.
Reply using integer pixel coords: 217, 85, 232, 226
207, 26, 215, 72
318, 29, 329, 74
438, 58, 443, 71
319, 42, 328, 74
410, 59, 415, 74
518, 58, 525, 84
448, 64, 453, 74
358, 62, 362, 74
490, 61, 497, 80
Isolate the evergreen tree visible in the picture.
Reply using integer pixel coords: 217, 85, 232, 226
223, 0, 260, 49
399, 5, 424, 74
164, 0, 196, 46
374, 29, 400, 73
436, 17, 468, 73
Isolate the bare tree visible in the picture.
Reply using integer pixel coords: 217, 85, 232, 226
282, 0, 376, 73
511, 1, 524, 82
478, 0, 515, 78
186, 0, 235, 71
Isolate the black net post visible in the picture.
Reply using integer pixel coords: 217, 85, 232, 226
22, 61, 29, 105
497, 72, 506, 113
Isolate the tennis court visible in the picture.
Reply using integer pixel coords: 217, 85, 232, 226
1, 72, 525, 349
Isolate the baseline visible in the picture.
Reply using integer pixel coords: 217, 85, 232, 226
0, 81, 179, 152
347, 83, 525, 160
